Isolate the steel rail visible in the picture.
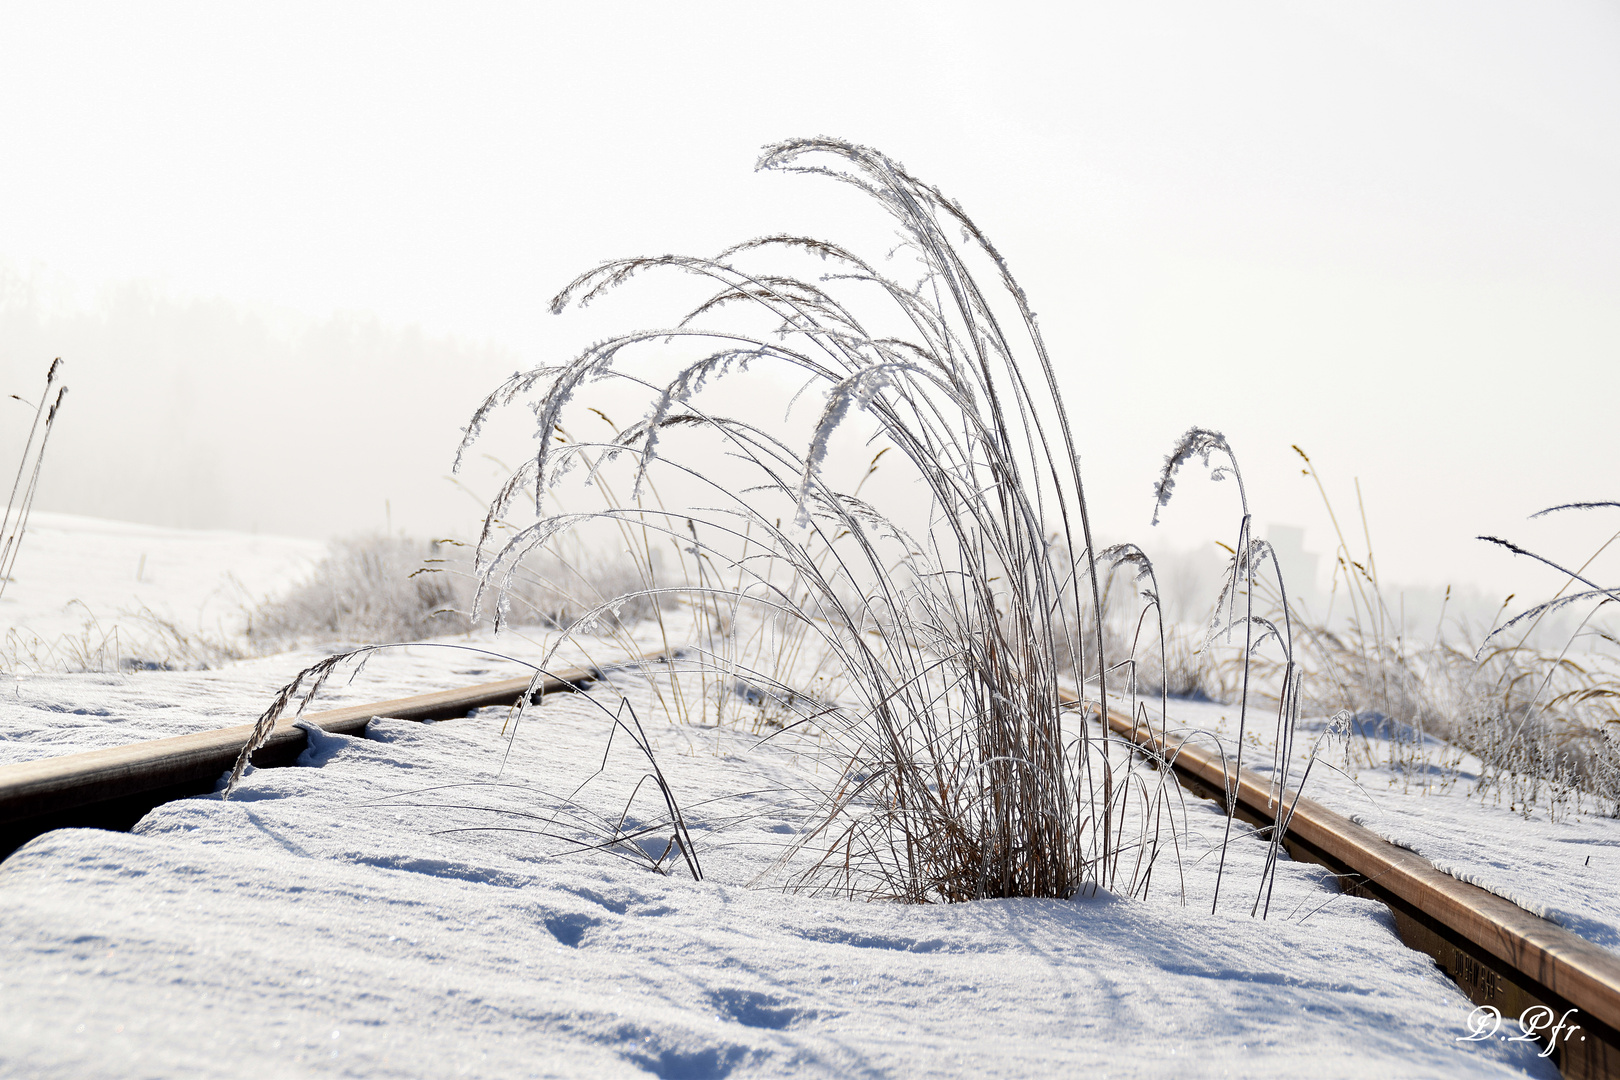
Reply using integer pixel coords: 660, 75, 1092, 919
1097, 702, 1620, 1080
0, 659, 621, 860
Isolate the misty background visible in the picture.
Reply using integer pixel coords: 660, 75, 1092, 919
3, 1, 1618, 630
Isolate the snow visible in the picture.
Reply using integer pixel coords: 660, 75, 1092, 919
0, 645, 540, 767
1140, 695, 1620, 958
0, 515, 1581, 1077
1, 510, 323, 669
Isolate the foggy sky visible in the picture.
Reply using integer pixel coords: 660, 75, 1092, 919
2, 1, 1618, 602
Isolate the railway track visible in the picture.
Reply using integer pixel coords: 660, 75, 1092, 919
1096, 701, 1620, 1080
0, 658, 621, 861
2, 664, 1616, 1076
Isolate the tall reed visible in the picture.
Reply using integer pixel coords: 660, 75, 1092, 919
457, 137, 1147, 902
1151, 427, 1307, 913
1, 358, 67, 607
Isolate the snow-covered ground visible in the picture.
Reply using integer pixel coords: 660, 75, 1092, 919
0, 515, 1583, 1077
1, 510, 323, 670
1139, 696, 1620, 957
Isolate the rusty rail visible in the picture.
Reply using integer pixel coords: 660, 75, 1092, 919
1098, 702, 1620, 1079
0, 659, 622, 860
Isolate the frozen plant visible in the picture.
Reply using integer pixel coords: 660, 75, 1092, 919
0, 357, 67, 608
457, 138, 1217, 903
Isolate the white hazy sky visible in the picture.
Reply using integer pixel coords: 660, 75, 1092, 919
2, 1, 1617, 601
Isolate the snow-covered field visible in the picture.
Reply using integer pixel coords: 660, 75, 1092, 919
0, 515, 1592, 1077
1, 510, 323, 671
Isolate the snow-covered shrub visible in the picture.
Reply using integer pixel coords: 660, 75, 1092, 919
248, 534, 460, 648
247, 532, 664, 649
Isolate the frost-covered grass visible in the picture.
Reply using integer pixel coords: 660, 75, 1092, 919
1152, 449, 1620, 821
246, 533, 665, 652
0, 358, 66, 611
441, 138, 1326, 906
1121, 585, 1620, 822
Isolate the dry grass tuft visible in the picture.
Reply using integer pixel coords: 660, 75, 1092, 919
451, 138, 1319, 906
230, 139, 1373, 908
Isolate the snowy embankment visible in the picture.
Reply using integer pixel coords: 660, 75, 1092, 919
1147, 697, 1620, 957
0, 516, 1562, 1077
